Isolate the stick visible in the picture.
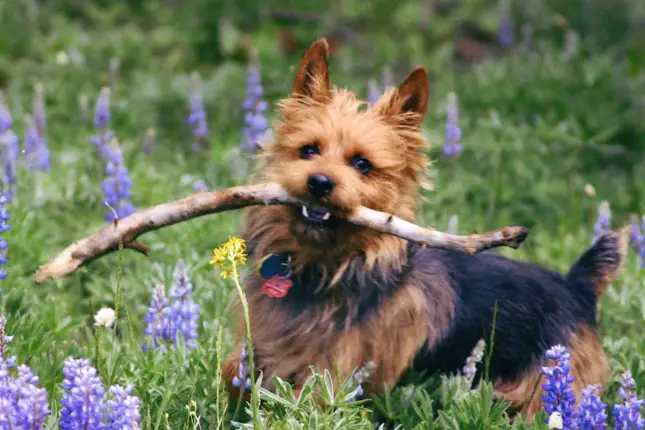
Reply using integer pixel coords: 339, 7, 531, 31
34, 183, 529, 284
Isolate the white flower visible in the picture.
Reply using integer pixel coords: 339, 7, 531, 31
548, 411, 563, 429
94, 307, 116, 328
56, 51, 69, 66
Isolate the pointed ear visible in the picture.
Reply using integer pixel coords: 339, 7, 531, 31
291, 38, 331, 103
378, 66, 429, 128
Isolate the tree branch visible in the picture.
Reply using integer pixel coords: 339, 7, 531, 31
34, 183, 529, 284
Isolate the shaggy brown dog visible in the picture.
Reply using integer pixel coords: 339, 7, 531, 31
223, 38, 628, 419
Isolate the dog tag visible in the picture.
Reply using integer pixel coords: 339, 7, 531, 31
263, 275, 293, 298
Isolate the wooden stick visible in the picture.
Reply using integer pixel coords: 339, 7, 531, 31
34, 183, 529, 284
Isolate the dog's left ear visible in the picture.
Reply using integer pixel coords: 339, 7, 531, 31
376, 66, 429, 129
291, 38, 331, 103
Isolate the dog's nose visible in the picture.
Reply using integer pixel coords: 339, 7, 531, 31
307, 174, 335, 198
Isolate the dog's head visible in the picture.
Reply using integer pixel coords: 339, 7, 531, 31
245, 39, 430, 272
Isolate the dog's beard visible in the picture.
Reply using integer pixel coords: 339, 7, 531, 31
290, 205, 340, 245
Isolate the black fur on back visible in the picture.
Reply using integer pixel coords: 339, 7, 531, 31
410, 243, 599, 384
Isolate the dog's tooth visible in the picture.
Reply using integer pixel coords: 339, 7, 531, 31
302, 206, 309, 218
322, 212, 331, 221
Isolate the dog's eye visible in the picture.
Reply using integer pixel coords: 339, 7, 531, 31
300, 143, 320, 160
350, 155, 372, 175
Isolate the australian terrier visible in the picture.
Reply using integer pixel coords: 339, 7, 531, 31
223, 38, 628, 420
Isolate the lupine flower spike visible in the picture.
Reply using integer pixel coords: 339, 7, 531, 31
346, 362, 377, 402
368, 79, 381, 106
240, 62, 268, 152
0, 317, 51, 430
232, 342, 252, 391
167, 260, 200, 349
592, 201, 611, 244
629, 215, 643, 254
60, 358, 106, 430
0, 193, 9, 288
613, 370, 645, 429
106, 384, 141, 429
193, 179, 207, 192
444, 92, 463, 157
0, 93, 19, 199
541, 345, 577, 428
462, 339, 486, 388
576, 383, 608, 429
188, 74, 209, 153
142, 284, 171, 352
102, 140, 136, 222
497, 0, 514, 47
89, 87, 115, 160
641, 216, 645, 269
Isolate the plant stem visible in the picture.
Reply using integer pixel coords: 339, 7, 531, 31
231, 260, 260, 430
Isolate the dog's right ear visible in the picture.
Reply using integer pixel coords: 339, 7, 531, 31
291, 38, 331, 103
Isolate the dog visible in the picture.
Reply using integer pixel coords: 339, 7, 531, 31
223, 38, 628, 420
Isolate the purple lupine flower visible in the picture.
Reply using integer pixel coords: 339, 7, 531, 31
60, 357, 107, 430
0, 315, 14, 359
105, 384, 140, 429
89, 88, 115, 160
577, 384, 608, 429
444, 92, 463, 157
102, 142, 135, 222
497, 0, 514, 47
232, 342, 252, 391
462, 339, 486, 388
592, 201, 611, 244
368, 79, 381, 106
641, 216, 645, 269
2, 365, 51, 430
613, 371, 645, 429
541, 345, 577, 428
0, 95, 19, 198
0, 316, 51, 429
24, 114, 51, 172
345, 362, 376, 403
188, 75, 209, 153
630, 215, 643, 254
0, 193, 9, 284
167, 260, 199, 349
192, 179, 207, 192
142, 284, 171, 352
240, 64, 269, 152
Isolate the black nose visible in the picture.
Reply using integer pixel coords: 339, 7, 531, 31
307, 174, 335, 198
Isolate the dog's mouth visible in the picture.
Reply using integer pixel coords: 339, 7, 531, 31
300, 205, 332, 224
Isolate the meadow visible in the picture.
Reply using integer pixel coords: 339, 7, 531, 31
1, 0, 645, 428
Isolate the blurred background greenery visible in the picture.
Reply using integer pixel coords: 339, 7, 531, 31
2, 0, 644, 240
1, 1, 645, 427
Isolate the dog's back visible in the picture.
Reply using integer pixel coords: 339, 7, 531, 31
411, 230, 627, 415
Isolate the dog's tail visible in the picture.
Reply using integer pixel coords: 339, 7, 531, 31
567, 227, 630, 296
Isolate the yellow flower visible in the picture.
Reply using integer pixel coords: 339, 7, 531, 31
209, 247, 226, 268
209, 237, 248, 279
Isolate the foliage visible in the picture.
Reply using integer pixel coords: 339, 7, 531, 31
0, 0, 644, 428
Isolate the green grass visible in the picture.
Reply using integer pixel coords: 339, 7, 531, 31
1, 0, 645, 428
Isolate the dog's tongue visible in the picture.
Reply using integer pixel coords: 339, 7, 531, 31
262, 275, 293, 298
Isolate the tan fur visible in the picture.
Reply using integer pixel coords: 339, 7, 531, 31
594, 227, 630, 296
224, 274, 455, 396
494, 324, 611, 419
